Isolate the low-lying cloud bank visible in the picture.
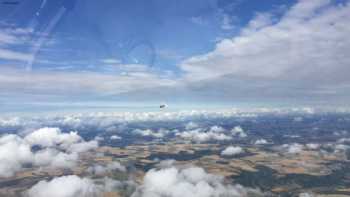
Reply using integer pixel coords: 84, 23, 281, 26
0, 107, 319, 130
25, 175, 129, 197
131, 164, 263, 197
0, 127, 98, 177
24, 162, 263, 197
176, 125, 249, 143
26, 175, 100, 197
280, 140, 350, 154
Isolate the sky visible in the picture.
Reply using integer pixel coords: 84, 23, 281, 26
0, 0, 350, 113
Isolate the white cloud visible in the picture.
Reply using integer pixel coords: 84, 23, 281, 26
24, 127, 97, 153
231, 126, 247, 138
182, 0, 350, 79
337, 138, 350, 143
0, 107, 329, 136
0, 27, 32, 45
0, 27, 33, 62
0, 67, 177, 100
282, 143, 304, 154
0, 107, 321, 138
33, 149, 78, 168
209, 125, 225, 133
0, 127, 98, 177
254, 139, 268, 145
243, 13, 273, 33
0, 31, 18, 45
334, 144, 349, 152
132, 165, 262, 197
133, 128, 168, 138
176, 129, 231, 143
69, 140, 98, 153
26, 175, 132, 197
26, 175, 100, 197
0, 135, 33, 177
179, 0, 350, 100
0, 117, 22, 127
221, 146, 244, 156
110, 135, 122, 140
24, 127, 81, 148
0, 48, 32, 61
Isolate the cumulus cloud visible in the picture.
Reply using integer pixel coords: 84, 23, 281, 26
209, 126, 226, 133
33, 148, 78, 168
110, 135, 122, 140
231, 126, 247, 138
176, 125, 232, 143
28, 163, 263, 197
282, 143, 304, 154
26, 175, 99, 197
133, 128, 169, 138
24, 127, 98, 153
26, 175, 133, 197
132, 165, 262, 197
176, 128, 232, 143
254, 139, 268, 145
0, 127, 98, 177
221, 146, 244, 156
25, 127, 81, 148
0, 135, 33, 177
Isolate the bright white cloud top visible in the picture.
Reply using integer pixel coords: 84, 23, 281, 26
0, 127, 98, 177
26, 175, 100, 197
221, 146, 244, 156
132, 165, 262, 197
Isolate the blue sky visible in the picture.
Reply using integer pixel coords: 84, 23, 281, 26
0, 0, 296, 70
0, 0, 350, 112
